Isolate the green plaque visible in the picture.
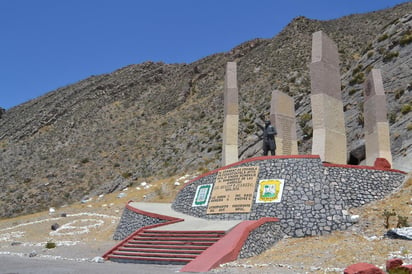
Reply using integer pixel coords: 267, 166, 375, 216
192, 184, 212, 206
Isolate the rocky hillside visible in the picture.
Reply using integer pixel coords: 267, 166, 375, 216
1, 2, 411, 218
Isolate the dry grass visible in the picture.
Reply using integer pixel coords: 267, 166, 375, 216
0, 174, 189, 260
235, 174, 412, 273
0, 173, 410, 273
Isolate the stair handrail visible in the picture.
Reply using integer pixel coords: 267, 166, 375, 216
180, 217, 279, 272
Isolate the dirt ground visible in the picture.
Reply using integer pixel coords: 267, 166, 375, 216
0, 174, 411, 274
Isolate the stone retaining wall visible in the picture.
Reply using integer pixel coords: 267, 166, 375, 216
171, 155, 406, 237
113, 203, 168, 240
324, 163, 406, 208
112, 155, 406, 258
239, 221, 284, 259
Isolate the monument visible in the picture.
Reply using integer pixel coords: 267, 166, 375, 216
270, 90, 298, 155
363, 69, 393, 166
309, 31, 347, 164
222, 62, 239, 166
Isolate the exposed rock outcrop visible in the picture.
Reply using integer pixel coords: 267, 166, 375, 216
0, 3, 411, 218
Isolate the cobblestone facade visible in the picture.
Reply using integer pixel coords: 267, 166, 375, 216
112, 156, 406, 258
325, 164, 406, 208
239, 221, 284, 258
113, 205, 166, 240
171, 156, 406, 237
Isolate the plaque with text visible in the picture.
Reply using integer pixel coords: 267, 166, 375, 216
207, 166, 259, 214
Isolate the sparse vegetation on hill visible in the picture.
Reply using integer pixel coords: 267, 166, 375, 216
0, 3, 411, 218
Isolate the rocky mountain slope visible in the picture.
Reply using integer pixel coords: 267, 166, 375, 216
1, 2, 411, 218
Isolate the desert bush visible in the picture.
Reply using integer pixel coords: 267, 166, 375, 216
121, 172, 132, 179
80, 158, 89, 164
299, 113, 312, 128
245, 123, 255, 134
394, 89, 405, 99
383, 51, 399, 62
349, 89, 357, 96
45, 241, 56, 249
302, 125, 313, 139
401, 104, 411, 114
397, 215, 409, 228
349, 72, 365, 86
383, 209, 396, 229
352, 65, 363, 75
388, 112, 397, 124
365, 65, 373, 74
362, 43, 373, 55
399, 33, 412, 46
377, 33, 389, 42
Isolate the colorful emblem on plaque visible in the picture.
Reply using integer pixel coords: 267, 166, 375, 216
256, 179, 284, 203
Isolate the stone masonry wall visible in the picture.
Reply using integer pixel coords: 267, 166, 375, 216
239, 221, 284, 259
171, 155, 406, 237
113, 205, 167, 240
324, 164, 406, 208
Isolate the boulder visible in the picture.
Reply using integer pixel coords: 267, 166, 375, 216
349, 215, 360, 223
386, 258, 403, 270
386, 258, 412, 274
344, 262, 384, 274
385, 227, 412, 240
91, 256, 105, 263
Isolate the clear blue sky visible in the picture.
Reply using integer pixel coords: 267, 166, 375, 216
0, 0, 409, 110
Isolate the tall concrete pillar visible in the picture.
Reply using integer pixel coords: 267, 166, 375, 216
363, 69, 392, 166
270, 90, 298, 155
310, 31, 347, 164
222, 62, 239, 166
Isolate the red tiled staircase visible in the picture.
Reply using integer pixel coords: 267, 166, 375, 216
106, 229, 226, 265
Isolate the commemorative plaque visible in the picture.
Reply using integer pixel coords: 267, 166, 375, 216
207, 166, 259, 214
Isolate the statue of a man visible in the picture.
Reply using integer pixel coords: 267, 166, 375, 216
261, 120, 277, 156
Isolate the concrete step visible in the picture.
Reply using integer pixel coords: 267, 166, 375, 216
106, 228, 226, 265
128, 240, 216, 246
107, 254, 192, 265
118, 247, 204, 254
112, 250, 198, 259
139, 232, 225, 238
133, 236, 222, 242
123, 243, 207, 250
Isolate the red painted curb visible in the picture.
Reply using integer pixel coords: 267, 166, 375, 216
179, 217, 279, 272
125, 202, 181, 221
181, 155, 320, 188
179, 155, 406, 192
323, 162, 407, 174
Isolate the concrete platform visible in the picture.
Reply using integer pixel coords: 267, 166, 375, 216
129, 202, 242, 231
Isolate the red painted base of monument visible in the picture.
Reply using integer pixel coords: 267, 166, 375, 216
374, 158, 391, 169
180, 217, 279, 273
